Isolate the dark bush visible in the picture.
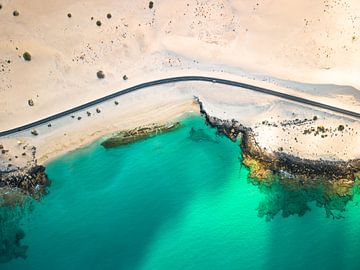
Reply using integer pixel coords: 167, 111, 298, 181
97, 70, 105, 79
67, 13, 72, 18
13, 10, 19, 16
96, 20, 102, 26
123, 75, 128, 80
0, 4, 3, 10
107, 13, 112, 19
23, 52, 31, 61
338, 125, 345, 131
149, 1, 154, 9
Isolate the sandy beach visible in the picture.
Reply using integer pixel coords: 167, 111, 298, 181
1, 0, 360, 167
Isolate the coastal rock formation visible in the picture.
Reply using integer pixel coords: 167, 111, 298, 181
195, 97, 360, 219
195, 97, 360, 183
101, 122, 180, 148
0, 165, 49, 199
0, 144, 49, 199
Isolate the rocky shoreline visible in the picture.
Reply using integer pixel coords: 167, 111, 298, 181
195, 97, 360, 183
194, 97, 360, 219
0, 165, 49, 200
1, 98, 360, 200
0, 144, 49, 201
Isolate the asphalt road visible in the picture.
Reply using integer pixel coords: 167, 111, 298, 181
1, 76, 359, 137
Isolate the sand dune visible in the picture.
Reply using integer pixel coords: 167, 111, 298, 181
1, 0, 360, 164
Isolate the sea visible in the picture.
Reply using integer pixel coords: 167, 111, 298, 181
1, 115, 360, 270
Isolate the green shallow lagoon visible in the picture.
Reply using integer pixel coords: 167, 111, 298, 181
1, 115, 360, 269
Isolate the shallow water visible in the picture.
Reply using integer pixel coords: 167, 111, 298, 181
1, 115, 360, 269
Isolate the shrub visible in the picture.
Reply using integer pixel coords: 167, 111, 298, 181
67, 13, 72, 18
97, 70, 105, 79
96, 20, 102, 26
149, 1, 154, 9
28, 99, 34, 106
338, 125, 345, 131
13, 10, 19, 16
0, 4, 3, 10
123, 75, 128, 80
107, 13, 112, 19
23, 52, 31, 61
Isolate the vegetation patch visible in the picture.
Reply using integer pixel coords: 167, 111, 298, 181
96, 70, 105, 79
23, 52, 31, 61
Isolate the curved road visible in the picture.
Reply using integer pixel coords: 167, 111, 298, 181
1, 76, 359, 137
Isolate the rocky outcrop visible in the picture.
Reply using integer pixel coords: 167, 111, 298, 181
0, 165, 49, 199
101, 122, 180, 148
0, 144, 49, 199
195, 97, 360, 183
195, 96, 360, 219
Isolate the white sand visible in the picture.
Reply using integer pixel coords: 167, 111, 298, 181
1, 0, 360, 165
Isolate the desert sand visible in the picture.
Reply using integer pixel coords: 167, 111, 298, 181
1, 0, 360, 166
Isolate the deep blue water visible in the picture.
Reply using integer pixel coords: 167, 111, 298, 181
1, 115, 360, 269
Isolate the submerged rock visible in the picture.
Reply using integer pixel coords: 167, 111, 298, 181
0, 204, 29, 263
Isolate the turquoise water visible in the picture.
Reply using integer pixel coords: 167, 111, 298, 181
2, 115, 360, 269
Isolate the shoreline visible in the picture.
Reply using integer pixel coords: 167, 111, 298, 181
1, 96, 359, 197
